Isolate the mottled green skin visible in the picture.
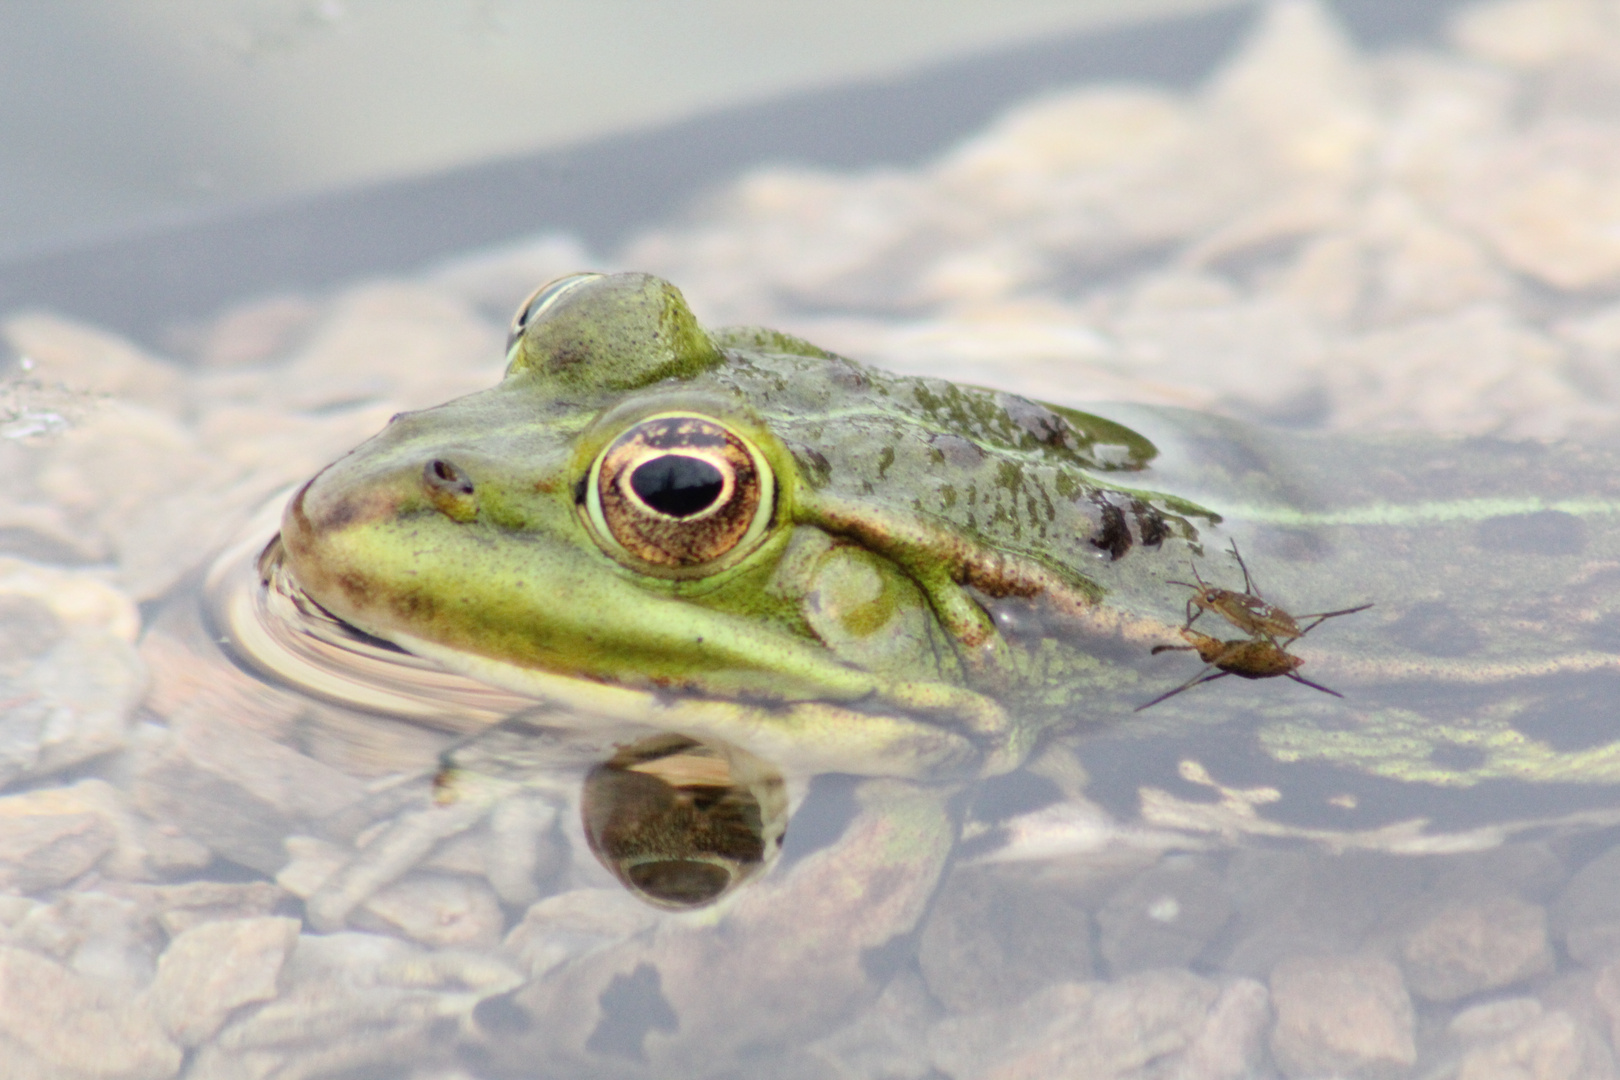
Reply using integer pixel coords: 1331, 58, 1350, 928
282, 272, 1620, 800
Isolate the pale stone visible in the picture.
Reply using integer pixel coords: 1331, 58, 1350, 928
1451, 0, 1619, 70
0, 783, 120, 893
26, 401, 231, 598
1107, 286, 1329, 420
1552, 843, 1620, 966
1095, 857, 1231, 976
429, 231, 596, 315
935, 86, 1192, 204
1202, 0, 1378, 180
195, 932, 521, 1080
1456, 119, 1620, 290
147, 916, 300, 1047
1220, 849, 1424, 978
0, 559, 139, 642
502, 888, 660, 980
482, 779, 953, 1076
1588, 957, 1620, 1052
1400, 896, 1555, 1001
1355, 188, 1512, 324
183, 294, 322, 369
1269, 953, 1416, 1079
6, 890, 158, 995
918, 865, 1093, 1012
1384, 51, 1514, 177
1168, 977, 1272, 1080
118, 880, 288, 938
929, 969, 1221, 1080
2, 313, 186, 417
1457, 1011, 1617, 1080
356, 872, 504, 950
0, 945, 180, 1080
132, 710, 366, 874
9, 632, 146, 788
1450, 997, 1546, 1041
0, 564, 145, 794
1325, 306, 1590, 439
275, 283, 515, 414
481, 794, 565, 906
801, 972, 938, 1080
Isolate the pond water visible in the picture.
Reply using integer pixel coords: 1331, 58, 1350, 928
6, 1, 1620, 1077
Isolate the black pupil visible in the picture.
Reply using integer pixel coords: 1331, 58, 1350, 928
629, 455, 726, 518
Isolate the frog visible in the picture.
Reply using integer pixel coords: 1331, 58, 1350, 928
271, 270, 1218, 787
241, 270, 1620, 1072
265, 271, 1620, 839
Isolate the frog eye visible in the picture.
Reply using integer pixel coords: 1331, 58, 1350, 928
507, 273, 604, 352
585, 413, 775, 574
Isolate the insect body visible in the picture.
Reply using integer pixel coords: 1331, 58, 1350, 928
1139, 540, 1372, 711
1171, 540, 1371, 643
1135, 627, 1344, 711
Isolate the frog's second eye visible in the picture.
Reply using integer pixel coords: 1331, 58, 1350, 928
506, 272, 604, 351
585, 414, 775, 575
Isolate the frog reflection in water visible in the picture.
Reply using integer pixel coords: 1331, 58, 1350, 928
256, 271, 1620, 1069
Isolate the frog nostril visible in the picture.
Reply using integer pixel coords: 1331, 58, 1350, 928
422, 459, 478, 522
629, 454, 725, 518
427, 459, 474, 495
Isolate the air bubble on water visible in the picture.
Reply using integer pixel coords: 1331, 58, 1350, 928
0, 410, 67, 440
1146, 895, 1181, 923
0, 365, 95, 442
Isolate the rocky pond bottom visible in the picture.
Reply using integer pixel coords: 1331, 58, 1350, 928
7, 0, 1620, 1076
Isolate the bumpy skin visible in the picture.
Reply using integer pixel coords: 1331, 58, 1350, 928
280, 272, 1620, 800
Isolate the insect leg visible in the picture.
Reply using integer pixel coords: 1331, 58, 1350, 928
1150, 643, 1196, 656
1285, 670, 1345, 698
1295, 603, 1375, 636
1135, 669, 1230, 711
1229, 540, 1261, 597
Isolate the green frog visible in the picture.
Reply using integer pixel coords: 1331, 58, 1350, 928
249, 271, 1620, 1070
269, 271, 1620, 841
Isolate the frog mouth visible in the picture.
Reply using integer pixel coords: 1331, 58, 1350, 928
204, 507, 533, 733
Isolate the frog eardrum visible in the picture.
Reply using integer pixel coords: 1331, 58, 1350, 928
583, 412, 776, 576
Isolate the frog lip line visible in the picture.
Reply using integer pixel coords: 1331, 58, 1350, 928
1225, 497, 1620, 527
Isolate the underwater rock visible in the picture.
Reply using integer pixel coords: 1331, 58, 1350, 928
0, 944, 180, 1080
927, 968, 1223, 1080
502, 888, 660, 981
1268, 953, 1416, 1079
1398, 895, 1555, 1002
1094, 855, 1232, 976
132, 711, 365, 875
146, 916, 299, 1047
193, 931, 520, 1080
917, 864, 1094, 1013
1552, 844, 1620, 966
1454, 1010, 1617, 1080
